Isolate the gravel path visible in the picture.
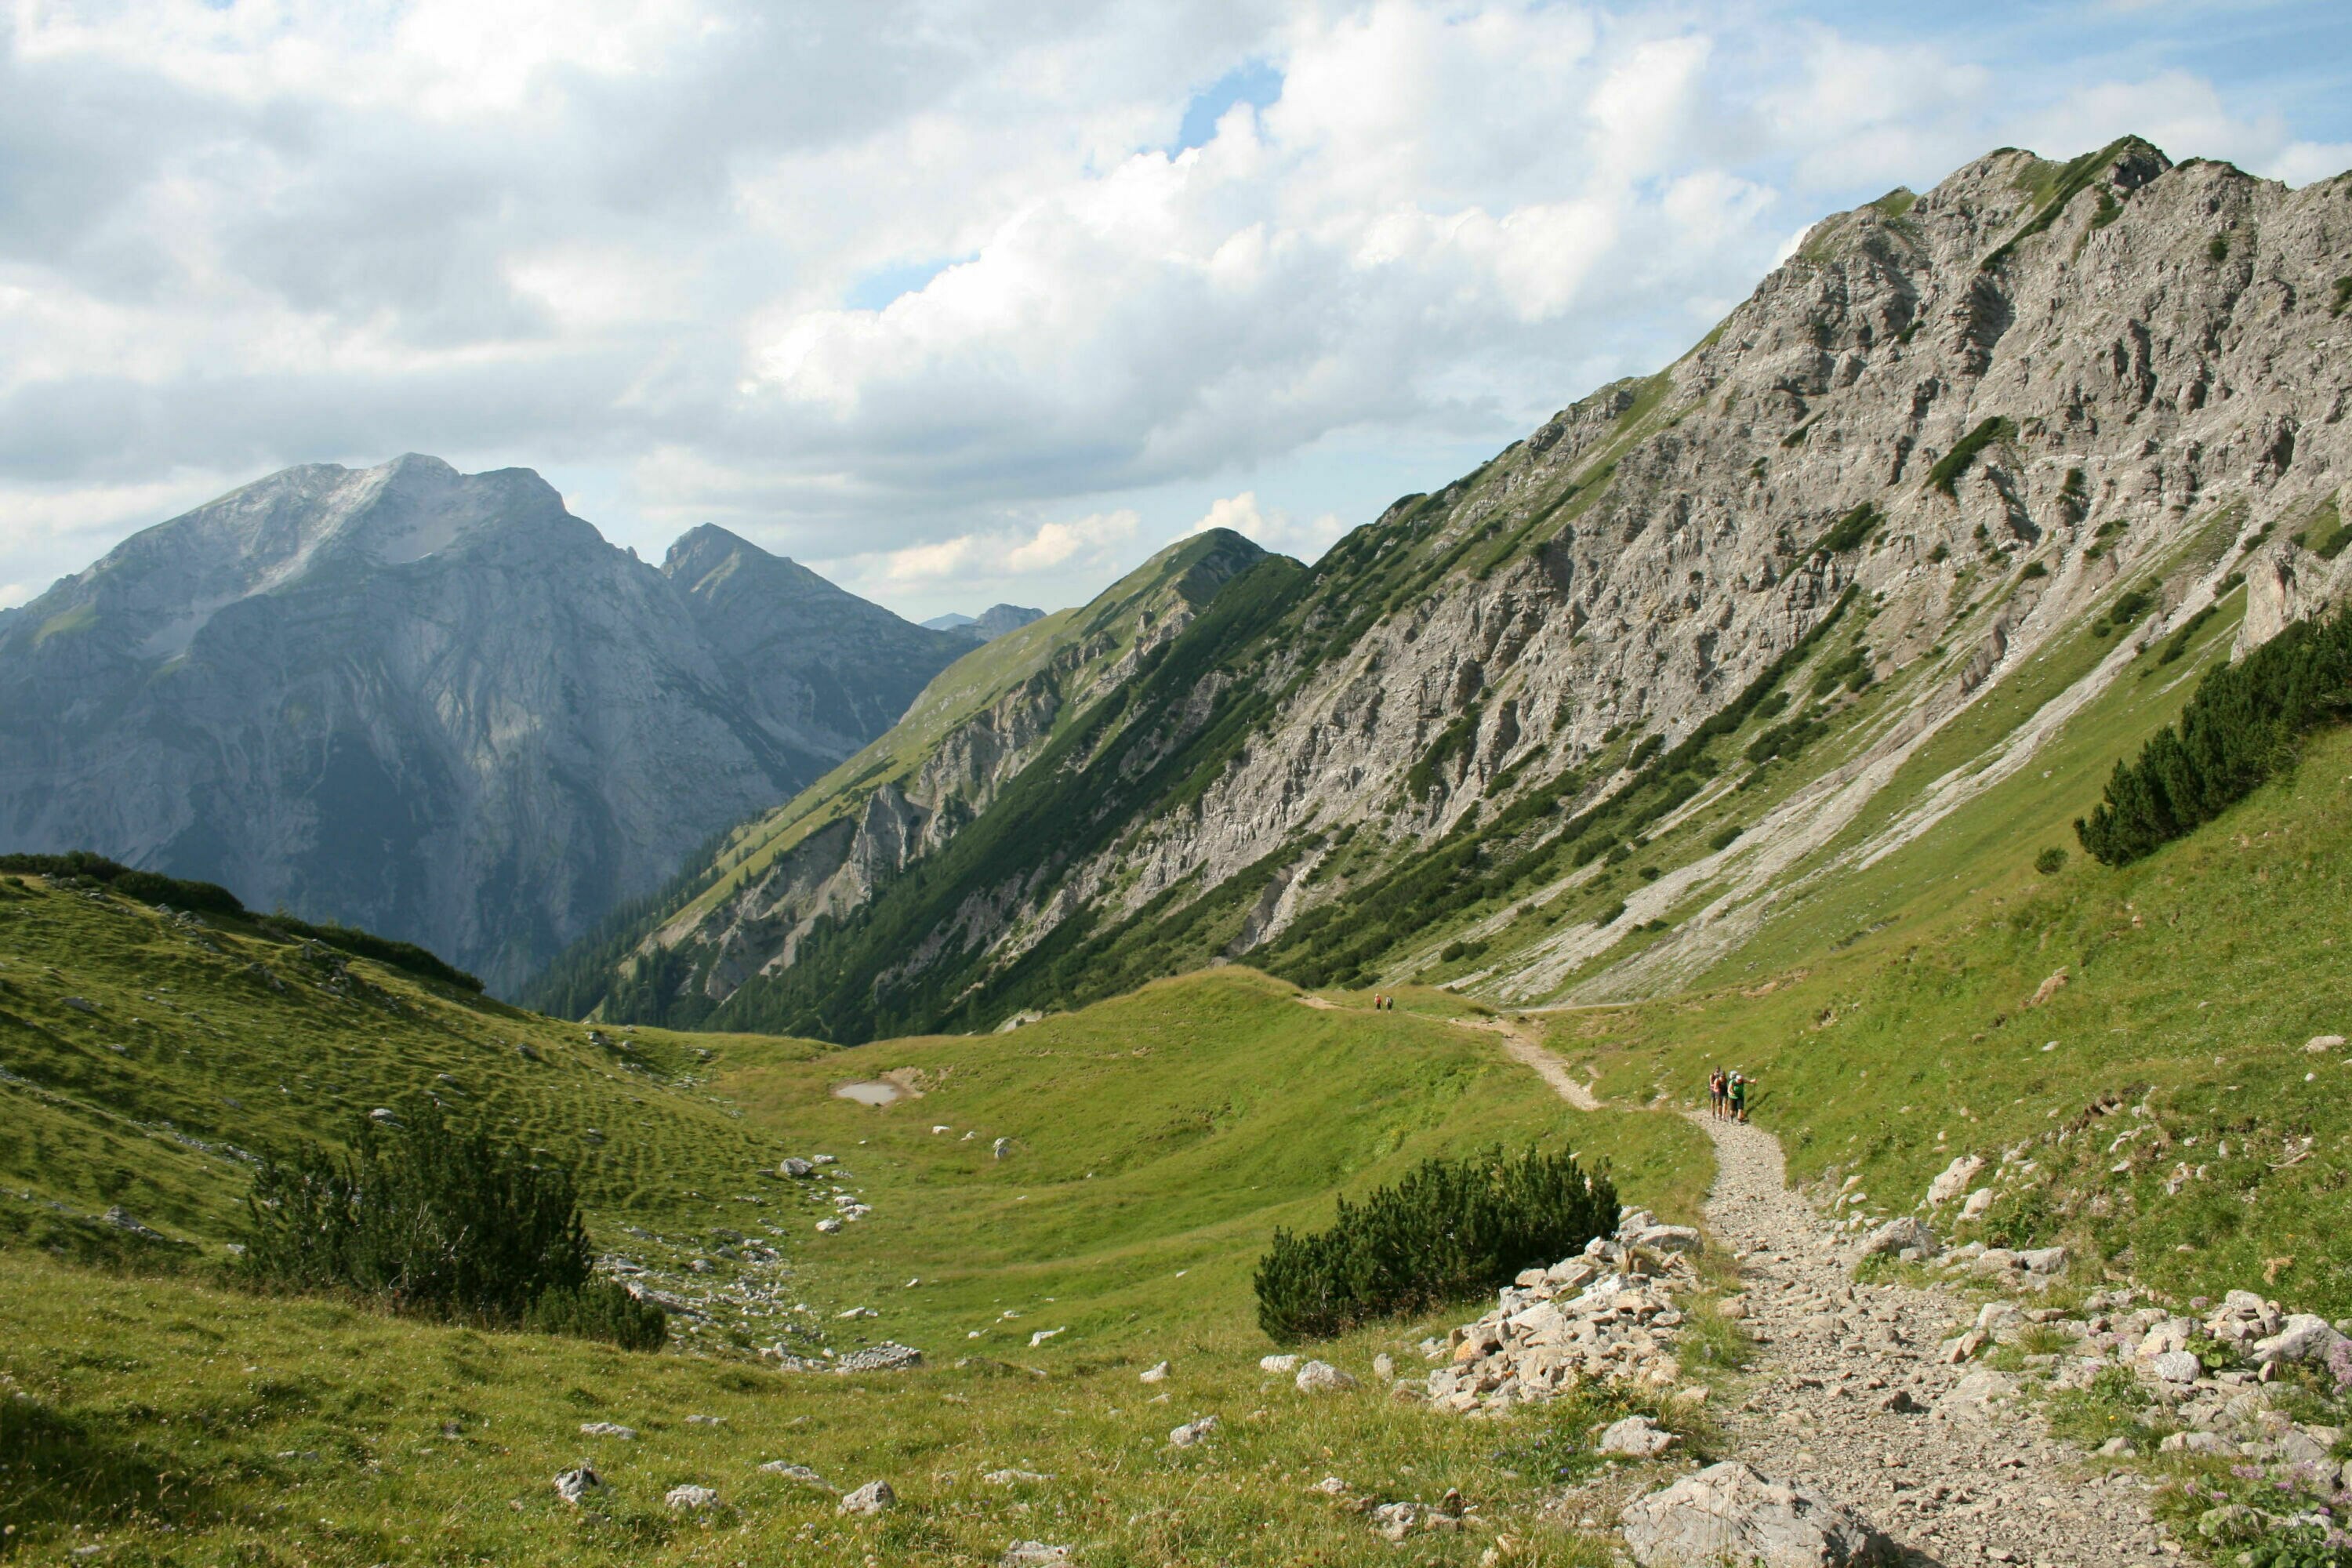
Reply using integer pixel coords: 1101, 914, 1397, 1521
1692, 1111, 2173, 1567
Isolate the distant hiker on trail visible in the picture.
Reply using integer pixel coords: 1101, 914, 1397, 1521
1708, 1068, 1726, 1119
1730, 1071, 1754, 1123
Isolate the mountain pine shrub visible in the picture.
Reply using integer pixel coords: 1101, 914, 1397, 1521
240, 1105, 665, 1349
1254, 1145, 1617, 1344
2077, 604, 2352, 865
1926, 416, 2016, 495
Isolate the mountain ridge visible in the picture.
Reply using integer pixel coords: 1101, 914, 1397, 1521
544, 136, 2352, 1040
0, 456, 974, 993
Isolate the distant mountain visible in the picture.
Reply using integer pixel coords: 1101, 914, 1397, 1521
543, 139, 2352, 1040
921, 604, 1047, 642
0, 456, 971, 993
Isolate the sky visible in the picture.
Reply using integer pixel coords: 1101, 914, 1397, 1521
2, 0, 2348, 622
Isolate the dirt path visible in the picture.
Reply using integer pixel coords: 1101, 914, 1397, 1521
1691, 1112, 2171, 1567
1463, 1016, 1601, 1109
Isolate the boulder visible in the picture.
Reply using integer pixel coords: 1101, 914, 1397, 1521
2017, 1246, 2069, 1276
1632, 1225, 1704, 1254
1169, 1416, 1218, 1448
780, 1157, 814, 1178
1000, 1545, 1073, 1566
815, 1218, 843, 1234
2252, 1315, 2344, 1365
1619, 1461, 1895, 1566
1933, 1369, 2017, 1424
1925, 1156, 1984, 1208
2151, 1350, 2203, 1385
838, 1480, 896, 1515
554, 1465, 604, 1505
1960, 1188, 1994, 1220
2307, 1036, 2347, 1054
1296, 1360, 1359, 1394
1597, 1415, 1677, 1457
2158, 1431, 2230, 1454
1259, 1353, 1301, 1373
1372, 1352, 1395, 1380
579, 1422, 637, 1439
664, 1484, 719, 1512
1138, 1360, 1169, 1384
1858, 1218, 1939, 1260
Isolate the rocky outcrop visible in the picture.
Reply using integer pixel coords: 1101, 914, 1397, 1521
0, 456, 966, 992
568, 139, 2352, 1036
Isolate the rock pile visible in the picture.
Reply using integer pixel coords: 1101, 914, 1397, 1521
1412, 1207, 1701, 1414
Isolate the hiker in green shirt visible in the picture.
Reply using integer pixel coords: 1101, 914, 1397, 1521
1730, 1071, 1752, 1123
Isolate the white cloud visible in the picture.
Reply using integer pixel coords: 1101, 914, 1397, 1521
0, 0, 2347, 615
840, 507, 1140, 589
1187, 490, 1342, 559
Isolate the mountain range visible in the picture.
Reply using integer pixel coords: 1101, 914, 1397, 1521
0, 456, 971, 993
528, 138, 2352, 1039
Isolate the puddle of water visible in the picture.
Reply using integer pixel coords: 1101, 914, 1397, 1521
833, 1081, 902, 1107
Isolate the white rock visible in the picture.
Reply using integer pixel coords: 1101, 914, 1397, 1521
2152, 1350, 2203, 1384
1372, 1352, 1395, 1380
838, 1479, 896, 1514
2018, 1246, 2069, 1276
815, 1218, 843, 1234
664, 1484, 719, 1512
2253, 1314, 2344, 1365
1632, 1225, 1704, 1254
1924, 1155, 1984, 1208
1258, 1354, 1301, 1373
999, 1544, 1073, 1566
1596, 1415, 1678, 1457
554, 1465, 603, 1505
1619, 1461, 1893, 1566
1138, 1360, 1169, 1383
1960, 1188, 1994, 1220
1169, 1416, 1218, 1448
1295, 1360, 1359, 1393
2307, 1036, 2346, 1053
982, 1469, 1054, 1486
1858, 1218, 1939, 1259
579, 1421, 637, 1439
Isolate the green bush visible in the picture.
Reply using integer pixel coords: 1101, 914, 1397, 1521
239, 1105, 662, 1349
2077, 604, 2352, 865
1708, 824, 1743, 851
1926, 417, 2016, 496
1254, 1145, 1617, 1343
1814, 503, 1882, 555
2034, 847, 2068, 876
0, 852, 245, 918
2020, 560, 2049, 580
522, 1279, 670, 1351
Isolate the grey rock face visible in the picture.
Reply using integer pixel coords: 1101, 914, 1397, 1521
0, 456, 965, 993
577, 139, 2352, 1032
1621, 1461, 1895, 1566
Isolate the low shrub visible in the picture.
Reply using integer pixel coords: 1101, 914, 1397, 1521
240, 1105, 662, 1349
2034, 847, 2068, 876
1254, 1145, 1617, 1344
1927, 416, 2016, 496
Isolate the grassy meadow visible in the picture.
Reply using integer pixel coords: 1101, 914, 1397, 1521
0, 877, 1715, 1565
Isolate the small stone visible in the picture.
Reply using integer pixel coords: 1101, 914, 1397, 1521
1372, 1352, 1395, 1379
1295, 1360, 1358, 1393
2096, 1436, 2134, 1457
1169, 1416, 1218, 1447
780, 1157, 814, 1178
999, 1544, 1072, 1566
815, 1218, 843, 1234
684, 1414, 726, 1427
1312, 1475, 1348, 1494
1258, 1354, 1301, 1373
2307, 1036, 2346, 1053
1138, 1360, 1169, 1383
2152, 1350, 2202, 1384
664, 1484, 719, 1512
838, 1479, 896, 1514
554, 1465, 603, 1505
579, 1421, 637, 1439
1597, 1415, 1678, 1457
982, 1468, 1054, 1486
1859, 1218, 1940, 1259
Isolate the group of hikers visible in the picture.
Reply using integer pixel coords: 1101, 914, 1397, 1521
1370, 994, 1395, 1011
1708, 1066, 1754, 1122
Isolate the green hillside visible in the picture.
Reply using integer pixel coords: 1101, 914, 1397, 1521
1, 871, 1717, 1564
